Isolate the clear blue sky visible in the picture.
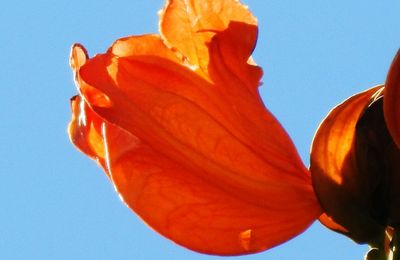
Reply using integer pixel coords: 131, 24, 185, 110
1, 0, 399, 259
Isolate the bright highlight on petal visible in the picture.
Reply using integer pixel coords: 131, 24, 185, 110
68, 0, 321, 255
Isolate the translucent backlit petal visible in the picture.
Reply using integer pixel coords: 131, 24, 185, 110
101, 122, 318, 255
70, 61, 319, 254
160, 0, 257, 73
68, 0, 321, 255
384, 50, 400, 148
79, 35, 318, 204
68, 95, 108, 173
207, 21, 263, 94
310, 86, 385, 243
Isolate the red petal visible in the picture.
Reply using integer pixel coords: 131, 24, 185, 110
384, 50, 400, 148
310, 86, 385, 243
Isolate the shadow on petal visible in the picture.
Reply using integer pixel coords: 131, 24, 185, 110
311, 86, 387, 243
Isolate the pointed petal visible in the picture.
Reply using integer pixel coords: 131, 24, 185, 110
310, 86, 385, 243
384, 50, 400, 148
159, 0, 257, 73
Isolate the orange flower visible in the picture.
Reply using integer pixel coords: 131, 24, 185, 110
310, 51, 400, 252
68, 0, 321, 255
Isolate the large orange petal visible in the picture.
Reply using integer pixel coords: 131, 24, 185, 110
69, 77, 317, 254
159, 0, 257, 74
78, 36, 318, 205
70, 31, 320, 253
310, 86, 386, 243
111, 33, 302, 186
384, 50, 400, 148
101, 122, 317, 255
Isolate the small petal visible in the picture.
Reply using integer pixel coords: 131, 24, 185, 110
160, 0, 257, 73
70, 44, 88, 72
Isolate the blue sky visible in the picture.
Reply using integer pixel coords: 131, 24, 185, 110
1, 0, 399, 259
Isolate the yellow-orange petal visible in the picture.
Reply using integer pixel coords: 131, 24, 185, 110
384, 50, 400, 148
310, 86, 385, 243
159, 0, 257, 73
110, 34, 182, 63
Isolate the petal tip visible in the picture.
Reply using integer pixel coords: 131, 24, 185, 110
70, 43, 89, 70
